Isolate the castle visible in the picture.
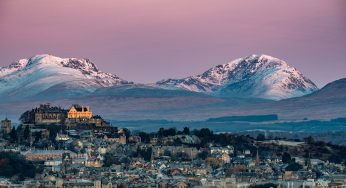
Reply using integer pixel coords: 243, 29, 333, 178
20, 104, 108, 127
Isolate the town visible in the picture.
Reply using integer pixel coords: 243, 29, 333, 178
0, 104, 345, 188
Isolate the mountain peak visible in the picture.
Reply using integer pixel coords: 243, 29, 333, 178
26, 54, 63, 66
0, 54, 133, 100
26, 54, 99, 72
4, 54, 118, 80
157, 54, 318, 100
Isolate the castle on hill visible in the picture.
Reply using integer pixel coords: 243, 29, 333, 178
20, 103, 110, 127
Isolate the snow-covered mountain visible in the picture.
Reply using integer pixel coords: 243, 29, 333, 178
157, 54, 318, 100
0, 54, 132, 100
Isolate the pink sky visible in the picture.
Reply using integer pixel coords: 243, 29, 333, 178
0, 0, 345, 86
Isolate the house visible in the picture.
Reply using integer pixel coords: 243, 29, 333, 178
222, 153, 231, 164
210, 146, 234, 155
173, 181, 189, 188
56, 133, 70, 141
23, 150, 77, 161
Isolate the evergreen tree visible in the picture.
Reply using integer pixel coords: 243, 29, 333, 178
9, 127, 17, 143
0, 151, 36, 180
19, 110, 35, 124
183, 127, 190, 135
23, 125, 30, 140
282, 152, 292, 163
256, 134, 265, 141
34, 132, 42, 143
138, 132, 150, 143
122, 128, 131, 138
285, 162, 303, 171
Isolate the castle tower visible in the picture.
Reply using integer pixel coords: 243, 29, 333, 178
1, 118, 11, 134
306, 152, 312, 170
255, 147, 260, 172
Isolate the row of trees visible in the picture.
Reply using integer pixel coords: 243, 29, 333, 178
5, 125, 41, 144
0, 152, 37, 180
136, 127, 255, 149
3, 124, 62, 149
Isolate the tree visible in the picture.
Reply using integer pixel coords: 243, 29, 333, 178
199, 128, 213, 137
103, 153, 121, 167
173, 138, 182, 146
9, 127, 17, 143
163, 150, 172, 156
166, 128, 176, 136
328, 154, 343, 164
23, 125, 30, 140
193, 128, 214, 146
249, 183, 277, 188
256, 134, 265, 141
304, 136, 315, 144
157, 128, 176, 137
19, 110, 35, 124
71, 168, 79, 175
122, 128, 131, 138
175, 151, 190, 161
206, 157, 221, 169
183, 127, 190, 135
138, 132, 150, 143
197, 151, 208, 160
285, 162, 303, 171
0, 152, 36, 180
138, 147, 152, 162
282, 152, 292, 163
158, 128, 165, 137
34, 132, 42, 143
47, 125, 60, 141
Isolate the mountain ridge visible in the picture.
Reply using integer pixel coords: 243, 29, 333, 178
0, 54, 318, 101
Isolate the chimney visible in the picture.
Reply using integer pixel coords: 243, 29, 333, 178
87, 106, 90, 112
82, 105, 84, 112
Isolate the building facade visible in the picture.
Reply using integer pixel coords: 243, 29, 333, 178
34, 104, 66, 124
67, 105, 93, 119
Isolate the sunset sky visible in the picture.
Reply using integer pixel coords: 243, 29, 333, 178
0, 0, 345, 87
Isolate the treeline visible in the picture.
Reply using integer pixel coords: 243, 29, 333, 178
0, 152, 37, 180
136, 127, 255, 150
3, 124, 62, 149
135, 127, 346, 165
207, 114, 278, 122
